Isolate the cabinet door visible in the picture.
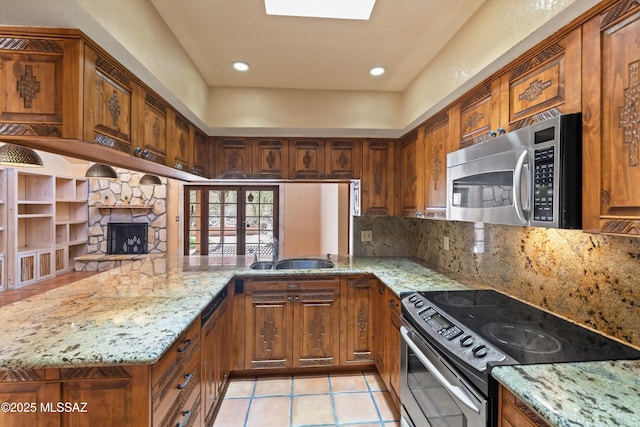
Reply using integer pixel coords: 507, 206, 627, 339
499, 385, 550, 427
398, 130, 425, 218
293, 283, 341, 368
0, 34, 73, 139
499, 27, 581, 130
583, 2, 640, 235
83, 45, 133, 154
457, 79, 501, 148
362, 140, 394, 216
168, 110, 191, 172
60, 365, 149, 427
202, 300, 229, 427
387, 292, 402, 405
325, 140, 362, 179
192, 129, 208, 177
290, 140, 325, 179
0, 369, 59, 427
245, 289, 292, 369
373, 282, 387, 377
423, 111, 451, 219
253, 139, 289, 179
215, 138, 252, 179
16, 252, 37, 287
135, 90, 167, 166
341, 276, 375, 365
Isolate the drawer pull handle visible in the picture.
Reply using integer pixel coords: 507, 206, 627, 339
176, 409, 192, 427
177, 339, 191, 353
177, 373, 193, 390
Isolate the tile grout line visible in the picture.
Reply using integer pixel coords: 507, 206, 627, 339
362, 372, 385, 427
242, 378, 258, 427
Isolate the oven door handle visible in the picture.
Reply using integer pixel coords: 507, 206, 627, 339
400, 326, 481, 414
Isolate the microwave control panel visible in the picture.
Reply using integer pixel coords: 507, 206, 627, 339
533, 146, 555, 222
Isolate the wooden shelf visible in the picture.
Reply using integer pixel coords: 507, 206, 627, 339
93, 204, 153, 209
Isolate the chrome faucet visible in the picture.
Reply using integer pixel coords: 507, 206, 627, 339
269, 237, 279, 264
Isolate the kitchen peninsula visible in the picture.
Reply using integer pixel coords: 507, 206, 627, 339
0, 256, 638, 427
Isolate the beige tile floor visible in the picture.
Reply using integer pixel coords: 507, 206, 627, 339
213, 372, 401, 427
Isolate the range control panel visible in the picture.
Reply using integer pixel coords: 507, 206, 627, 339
402, 292, 507, 372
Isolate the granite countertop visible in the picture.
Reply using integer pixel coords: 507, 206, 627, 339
0, 255, 467, 369
1, 255, 638, 427
492, 360, 640, 427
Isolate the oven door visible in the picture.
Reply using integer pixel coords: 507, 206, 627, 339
400, 326, 488, 427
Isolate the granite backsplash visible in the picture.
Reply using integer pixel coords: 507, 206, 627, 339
354, 216, 640, 347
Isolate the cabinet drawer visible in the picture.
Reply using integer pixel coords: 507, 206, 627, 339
152, 321, 200, 420
153, 350, 201, 427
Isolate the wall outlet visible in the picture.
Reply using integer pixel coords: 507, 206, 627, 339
443, 236, 450, 250
361, 230, 373, 242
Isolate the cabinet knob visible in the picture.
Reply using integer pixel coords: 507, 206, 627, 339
176, 339, 191, 353
295, 295, 300, 302
176, 409, 192, 427
497, 127, 506, 135
177, 373, 193, 390
288, 296, 293, 302
489, 130, 497, 137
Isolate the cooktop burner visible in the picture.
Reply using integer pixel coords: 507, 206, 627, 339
402, 289, 640, 367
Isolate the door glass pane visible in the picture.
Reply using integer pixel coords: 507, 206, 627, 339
246, 190, 275, 258
188, 189, 201, 255
208, 189, 238, 259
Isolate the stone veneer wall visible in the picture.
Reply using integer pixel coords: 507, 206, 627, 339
88, 169, 167, 255
354, 216, 640, 347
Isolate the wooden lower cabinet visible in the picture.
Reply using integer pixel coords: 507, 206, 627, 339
244, 277, 341, 369
499, 385, 550, 427
387, 291, 402, 405
340, 276, 376, 366
201, 298, 230, 427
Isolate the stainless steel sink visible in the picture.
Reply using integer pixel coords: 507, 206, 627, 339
274, 258, 335, 269
249, 261, 273, 270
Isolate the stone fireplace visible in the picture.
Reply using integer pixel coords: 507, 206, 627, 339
75, 168, 167, 271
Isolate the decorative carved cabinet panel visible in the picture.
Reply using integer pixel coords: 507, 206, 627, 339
290, 140, 325, 179
136, 90, 168, 166
499, 27, 581, 130
583, 1, 640, 236
253, 139, 289, 179
457, 79, 501, 148
397, 130, 425, 218
341, 276, 375, 365
325, 140, 362, 179
168, 110, 191, 172
83, 45, 133, 154
201, 298, 230, 427
0, 34, 78, 139
214, 138, 252, 179
362, 140, 394, 216
244, 278, 340, 370
192, 129, 208, 177
423, 111, 451, 219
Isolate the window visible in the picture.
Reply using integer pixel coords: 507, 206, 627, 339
185, 186, 279, 260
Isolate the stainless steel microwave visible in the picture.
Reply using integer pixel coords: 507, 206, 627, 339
446, 113, 581, 228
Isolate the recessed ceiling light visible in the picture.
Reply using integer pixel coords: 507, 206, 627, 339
232, 61, 250, 71
265, 0, 376, 20
369, 66, 385, 76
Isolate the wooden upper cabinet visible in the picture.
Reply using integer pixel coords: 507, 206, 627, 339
325, 140, 362, 179
423, 110, 452, 219
397, 130, 425, 218
253, 139, 289, 179
499, 27, 582, 130
134, 89, 168, 166
83, 45, 134, 154
192, 129, 208, 177
457, 79, 501, 148
583, 1, 640, 236
290, 139, 325, 179
362, 140, 394, 216
0, 33, 82, 140
214, 138, 252, 179
167, 109, 191, 172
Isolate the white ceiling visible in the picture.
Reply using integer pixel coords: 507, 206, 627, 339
149, 0, 485, 92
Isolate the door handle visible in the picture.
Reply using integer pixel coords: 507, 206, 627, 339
513, 150, 529, 225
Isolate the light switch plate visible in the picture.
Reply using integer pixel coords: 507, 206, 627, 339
361, 230, 372, 242
443, 236, 450, 250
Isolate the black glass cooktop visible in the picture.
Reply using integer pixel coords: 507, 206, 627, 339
410, 289, 640, 365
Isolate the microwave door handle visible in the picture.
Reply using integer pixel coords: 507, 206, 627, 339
400, 326, 481, 414
513, 151, 529, 224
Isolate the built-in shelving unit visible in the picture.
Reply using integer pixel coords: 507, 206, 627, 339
4, 170, 88, 289
0, 169, 7, 291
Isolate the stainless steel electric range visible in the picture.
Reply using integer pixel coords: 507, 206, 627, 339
399, 289, 640, 427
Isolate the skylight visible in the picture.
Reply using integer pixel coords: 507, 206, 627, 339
264, 0, 376, 20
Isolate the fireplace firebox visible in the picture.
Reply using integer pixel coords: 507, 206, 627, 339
107, 222, 148, 255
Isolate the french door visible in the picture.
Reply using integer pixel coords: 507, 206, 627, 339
185, 186, 279, 259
